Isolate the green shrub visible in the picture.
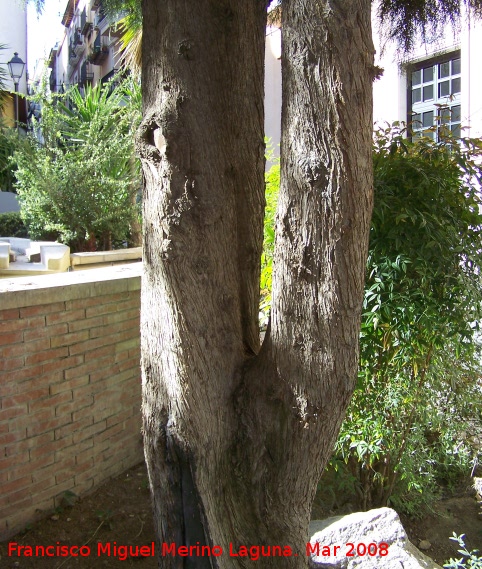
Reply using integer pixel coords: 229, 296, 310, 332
13, 79, 141, 252
0, 211, 28, 237
444, 534, 482, 569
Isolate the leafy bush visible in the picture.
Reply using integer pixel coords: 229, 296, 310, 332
13, 78, 141, 252
0, 126, 20, 192
444, 534, 482, 569
260, 146, 279, 329
335, 126, 482, 513
0, 211, 28, 237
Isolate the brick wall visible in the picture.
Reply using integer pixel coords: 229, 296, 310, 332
0, 263, 143, 540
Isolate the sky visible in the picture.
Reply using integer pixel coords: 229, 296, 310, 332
27, 0, 65, 77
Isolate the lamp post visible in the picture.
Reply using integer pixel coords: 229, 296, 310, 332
7, 52, 25, 134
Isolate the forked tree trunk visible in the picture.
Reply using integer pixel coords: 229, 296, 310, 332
138, 0, 374, 567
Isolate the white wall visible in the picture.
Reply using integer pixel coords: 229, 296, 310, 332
265, 27, 282, 166
264, 13, 482, 144
0, 0, 28, 95
373, 14, 482, 137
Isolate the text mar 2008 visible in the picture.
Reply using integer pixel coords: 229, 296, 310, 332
8, 540, 390, 561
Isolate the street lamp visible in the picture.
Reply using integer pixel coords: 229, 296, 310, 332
7, 52, 25, 134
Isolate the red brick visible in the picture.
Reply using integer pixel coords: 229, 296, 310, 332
85, 303, 119, 318
45, 308, 85, 326
16, 374, 50, 394
115, 338, 140, 354
68, 336, 110, 356
81, 344, 115, 362
0, 404, 28, 421
103, 308, 140, 326
5, 338, 50, 359
0, 308, 20, 321
20, 302, 66, 318
42, 354, 84, 376
0, 430, 26, 446
8, 453, 55, 482
50, 329, 90, 348
0, 496, 33, 520
70, 400, 95, 422
25, 346, 69, 366
66, 291, 130, 311
53, 425, 74, 443
27, 414, 73, 438
74, 451, 94, 470
54, 417, 93, 441
63, 355, 113, 380
54, 454, 76, 470
49, 373, 89, 395
94, 421, 125, 444
0, 318, 29, 333
114, 349, 130, 363
31, 478, 76, 509
28, 390, 72, 414
0, 331, 23, 346
1, 475, 33, 497
8, 432, 55, 456
23, 322, 67, 342
72, 420, 107, 444
74, 469, 95, 488
0, 356, 24, 372
2, 388, 50, 409
56, 395, 93, 418
128, 346, 140, 358
117, 355, 141, 374
68, 314, 103, 333
0, 450, 29, 470
93, 367, 139, 390
89, 317, 138, 339
55, 471, 75, 485
94, 404, 124, 424
29, 438, 64, 461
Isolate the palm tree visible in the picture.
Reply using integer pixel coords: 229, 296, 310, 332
117, 13, 142, 77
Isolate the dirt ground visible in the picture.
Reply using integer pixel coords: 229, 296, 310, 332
1, 462, 481, 568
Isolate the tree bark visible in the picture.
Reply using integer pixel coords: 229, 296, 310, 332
138, 0, 374, 567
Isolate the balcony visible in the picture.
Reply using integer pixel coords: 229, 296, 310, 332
79, 61, 94, 87
88, 34, 109, 66
80, 8, 93, 35
49, 68, 57, 90
69, 44, 80, 63
94, 10, 107, 31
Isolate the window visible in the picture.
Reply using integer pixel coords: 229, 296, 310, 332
409, 53, 461, 139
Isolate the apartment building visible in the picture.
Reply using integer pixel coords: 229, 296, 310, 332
48, 0, 122, 95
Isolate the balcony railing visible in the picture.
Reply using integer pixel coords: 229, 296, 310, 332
80, 8, 93, 35
88, 33, 109, 65
79, 61, 94, 86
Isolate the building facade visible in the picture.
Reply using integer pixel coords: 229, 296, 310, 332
373, 13, 482, 139
0, 0, 28, 127
265, 13, 482, 145
48, 0, 122, 95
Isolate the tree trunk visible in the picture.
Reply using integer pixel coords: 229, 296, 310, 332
138, 0, 374, 567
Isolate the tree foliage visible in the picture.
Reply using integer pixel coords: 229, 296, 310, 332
332, 126, 482, 512
13, 79, 141, 251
